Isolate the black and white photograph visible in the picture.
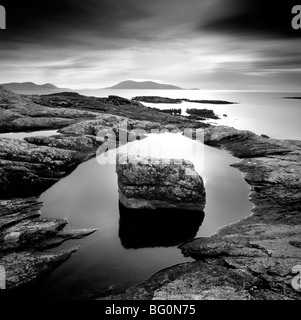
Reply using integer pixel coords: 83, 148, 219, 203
0, 0, 300, 305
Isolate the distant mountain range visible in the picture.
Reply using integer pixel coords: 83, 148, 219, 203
1, 82, 61, 91
104, 80, 187, 90
1, 80, 199, 92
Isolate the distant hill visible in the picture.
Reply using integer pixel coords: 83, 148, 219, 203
1, 82, 60, 91
105, 80, 184, 90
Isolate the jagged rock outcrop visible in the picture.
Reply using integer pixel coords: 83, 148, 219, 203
0, 198, 98, 290
0, 249, 78, 291
116, 154, 206, 210
0, 86, 100, 133
204, 126, 292, 158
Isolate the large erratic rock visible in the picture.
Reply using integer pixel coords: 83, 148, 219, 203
116, 153, 206, 211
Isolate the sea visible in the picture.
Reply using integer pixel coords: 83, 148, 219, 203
1, 89, 300, 299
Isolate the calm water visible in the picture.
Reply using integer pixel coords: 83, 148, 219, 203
9, 134, 251, 300
77, 89, 301, 140
0, 130, 59, 140
4, 89, 300, 299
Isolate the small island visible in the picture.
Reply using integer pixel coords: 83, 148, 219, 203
133, 96, 237, 104
283, 96, 301, 100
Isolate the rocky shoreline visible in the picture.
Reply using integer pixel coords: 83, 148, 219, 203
107, 127, 301, 300
0, 86, 300, 299
0, 86, 207, 292
0, 197, 97, 291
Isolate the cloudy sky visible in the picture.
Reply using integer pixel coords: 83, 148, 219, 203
0, 0, 300, 90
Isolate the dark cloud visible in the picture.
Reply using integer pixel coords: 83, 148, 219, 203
0, 0, 300, 90
200, 0, 299, 38
0, 0, 153, 47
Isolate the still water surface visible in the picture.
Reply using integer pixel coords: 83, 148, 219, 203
19, 134, 251, 299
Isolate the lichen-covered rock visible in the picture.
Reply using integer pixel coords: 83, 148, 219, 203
0, 217, 68, 251
24, 134, 101, 153
204, 126, 290, 158
0, 249, 78, 290
58, 115, 127, 135
0, 138, 87, 197
116, 153, 206, 210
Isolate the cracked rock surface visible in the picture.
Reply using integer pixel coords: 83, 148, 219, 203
116, 154, 206, 210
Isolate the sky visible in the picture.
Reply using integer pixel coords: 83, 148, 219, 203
0, 0, 300, 90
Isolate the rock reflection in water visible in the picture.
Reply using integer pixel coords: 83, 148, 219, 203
118, 202, 204, 249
